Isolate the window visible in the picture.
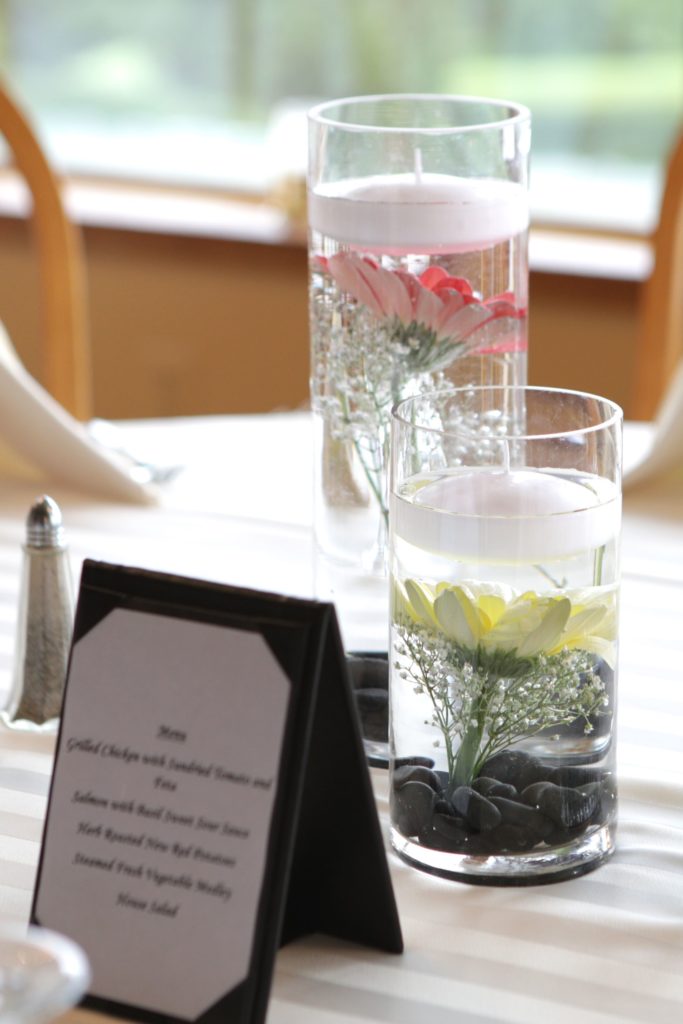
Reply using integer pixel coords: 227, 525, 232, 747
1, 0, 681, 233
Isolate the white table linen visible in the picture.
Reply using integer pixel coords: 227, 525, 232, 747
0, 413, 681, 1024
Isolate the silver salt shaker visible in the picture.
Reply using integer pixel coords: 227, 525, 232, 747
4, 496, 74, 728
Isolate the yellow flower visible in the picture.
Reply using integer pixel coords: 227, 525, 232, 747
394, 578, 617, 667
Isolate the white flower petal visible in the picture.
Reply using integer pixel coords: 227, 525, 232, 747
578, 636, 617, 669
565, 605, 607, 637
404, 579, 436, 625
434, 589, 477, 647
516, 598, 572, 657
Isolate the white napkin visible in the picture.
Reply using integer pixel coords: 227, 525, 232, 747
623, 359, 683, 490
0, 323, 156, 504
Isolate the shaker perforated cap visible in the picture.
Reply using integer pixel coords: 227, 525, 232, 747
26, 495, 65, 549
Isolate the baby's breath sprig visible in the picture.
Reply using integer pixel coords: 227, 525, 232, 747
394, 620, 608, 789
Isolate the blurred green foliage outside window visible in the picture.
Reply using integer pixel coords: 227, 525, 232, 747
1, 0, 681, 232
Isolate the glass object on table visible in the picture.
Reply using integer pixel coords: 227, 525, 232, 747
2, 498, 73, 732
0, 924, 89, 1024
389, 386, 622, 884
308, 94, 531, 660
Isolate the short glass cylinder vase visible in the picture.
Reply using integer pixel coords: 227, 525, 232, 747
308, 94, 531, 647
389, 386, 622, 884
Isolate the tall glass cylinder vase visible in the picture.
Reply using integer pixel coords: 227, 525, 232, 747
308, 95, 531, 650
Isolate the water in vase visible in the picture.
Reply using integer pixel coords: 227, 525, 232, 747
389, 466, 620, 881
308, 176, 529, 588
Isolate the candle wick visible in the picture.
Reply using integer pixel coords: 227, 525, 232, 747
414, 147, 423, 184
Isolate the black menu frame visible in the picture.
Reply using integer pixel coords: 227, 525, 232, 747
31, 560, 403, 1024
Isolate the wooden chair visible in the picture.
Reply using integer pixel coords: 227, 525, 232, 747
0, 77, 91, 419
632, 126, 683, 420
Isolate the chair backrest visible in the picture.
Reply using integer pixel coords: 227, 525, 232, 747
632, 126, 683, 421
0, 77, 91, 420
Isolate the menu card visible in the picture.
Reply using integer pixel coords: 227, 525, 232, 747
32, 561, 402, 1024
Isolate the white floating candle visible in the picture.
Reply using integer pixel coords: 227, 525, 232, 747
392, 468, 620, 562
308, 172, 528, 254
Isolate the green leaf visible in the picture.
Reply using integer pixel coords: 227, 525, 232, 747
451, 721, 484, 789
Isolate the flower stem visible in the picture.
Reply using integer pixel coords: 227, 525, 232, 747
338, 392, 389, 526
451, 714, 485, 789
353, 436, 388, 526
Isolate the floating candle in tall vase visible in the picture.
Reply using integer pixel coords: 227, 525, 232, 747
307, 95, 531, 653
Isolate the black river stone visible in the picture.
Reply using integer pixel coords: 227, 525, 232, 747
535, 782, 600, 829
353, 688, 388, 742
450, 786, 502, 832
393, 755, 436, 770
432, 813, 469, 843
543, 822, 592, 847
472, 776, 519, 800
479, 750, 549, 790
346, 652, 388, 690
393, 764, 443, 793
391, 781, 436, 838
520, 781, 556, 808
546, 764, 602, 788
480, 823, 540, 853
489, 795, 554, 841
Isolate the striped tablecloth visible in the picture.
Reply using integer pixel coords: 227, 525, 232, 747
0, 414, 681, 1024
